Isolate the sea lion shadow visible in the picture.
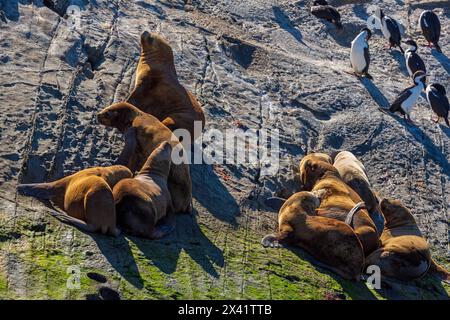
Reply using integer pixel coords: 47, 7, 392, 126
92, 234, 145, 289
40, 200, 145, 289
432, 51, 450, 76
287, 246, 379, 300
373, 275, 449, 300
360, 77, 390, 110
190, 162, 240, 226
128, 211, 224, 278
272, 6, 308, 47
388, 113, 450, 179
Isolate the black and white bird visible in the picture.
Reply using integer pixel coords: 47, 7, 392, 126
373, 7, 404, 53
389, 70, 428, 124
403, 39, 426, 81
425, 83, 449, 126
350, 28, 372, 79
419, 10, 441, 53
310, 0, 343, 29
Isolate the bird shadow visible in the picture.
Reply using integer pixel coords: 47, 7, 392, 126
272, 6, 308, 47
359, 77, 391, 110
389, 50, 409, 76
128, 210, 224, 277
387, 113, 450, 179
432, 50, 450, 76
410, 1, 450, 19
327, 22, 365, 48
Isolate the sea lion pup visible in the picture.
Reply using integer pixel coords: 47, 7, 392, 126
299, 153, 379, 256
127, 31, 205, 141
97, 102, 192, 214
17, 166, 132, 236
332, 151, 384, 236
113, 142, 174, 239
262, 191, 365, 281
365, 199, 450, 283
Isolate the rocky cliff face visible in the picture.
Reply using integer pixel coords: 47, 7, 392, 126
0, 0, 449, 299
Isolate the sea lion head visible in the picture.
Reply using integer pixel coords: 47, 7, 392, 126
277, 191, 322, 244
139, 141, 172, 178
104, 165, 133, 187
299, 153, 336, 190
380, 198, 416, 229
140, 31, 174, 64
97, 102, 140, 133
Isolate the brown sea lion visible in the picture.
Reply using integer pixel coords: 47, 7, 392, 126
365, 198, 450, 282
127, 31, 205, 141
299, 153, 380, 256
97, 102, 192, 214
17, 165, 132, 236
333, 151, 385, 236
113, 142, 174, 239
262, 191, 364, 281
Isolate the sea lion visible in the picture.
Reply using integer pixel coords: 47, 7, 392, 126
365, 199, 450, 282
113, 142, 174, 239
299, 153, 380, 255
333, 151, 384, 236
17, 165, 132, 236
262, 191, 364, 281
97, 102, 192, 214
127, 31, 205, 141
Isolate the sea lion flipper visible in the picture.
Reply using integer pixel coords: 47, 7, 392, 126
116, 127, 137, 166
261, 234, 282, 248
429, 260, 450, 284
48, 210, 97, 233
150, 224, 175, 239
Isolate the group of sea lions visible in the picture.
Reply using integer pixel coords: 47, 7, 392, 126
18, 32, 205, 239
13, 12, 449, 287
262, 151, 450, 283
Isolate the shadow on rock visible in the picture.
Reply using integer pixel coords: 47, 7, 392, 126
388, 113, 450, 178
129, 211, 224, 277
191, 163, 240, 226
272, 6, 308, 47
389, 50, 408, 76
288, 246, 379, 300
432, 50, 450, 76
91, 234, 144, 289
0, 0, 31, 21
374, 275, 449, 300
327, 22, 365, 48
360, 77, 390, 110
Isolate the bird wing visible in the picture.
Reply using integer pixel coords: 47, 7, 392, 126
407, 52, 426, 75
385, 17, 401, 44
420, 11, 441, 43
390, 86, 414, 112
427, 88, 449, 118
363, 46, 370, 73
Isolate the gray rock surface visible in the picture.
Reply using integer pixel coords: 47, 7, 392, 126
0, 0, 449, 299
